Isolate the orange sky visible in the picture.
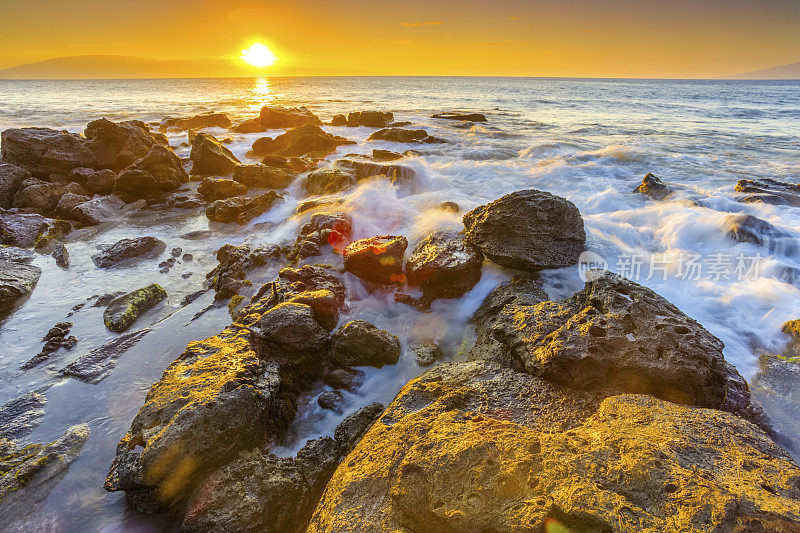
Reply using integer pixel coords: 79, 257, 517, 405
1, 0, 798, 77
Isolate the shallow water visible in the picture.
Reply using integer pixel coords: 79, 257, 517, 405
1, 77, 799, 530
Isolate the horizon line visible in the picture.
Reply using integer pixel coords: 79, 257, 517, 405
1, 75, 798, 81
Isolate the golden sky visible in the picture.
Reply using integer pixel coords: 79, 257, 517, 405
1, 0, 798, 77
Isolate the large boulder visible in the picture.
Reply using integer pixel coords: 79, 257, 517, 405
0, 163, 30, 208
462, 189, 585, 270
633, 172, 673, 201
259, 106, 321, 129
162, 112, 232, 131
189, 132, 241, 175
91, 236, 165, 268
115, 144, 189, 197
0, 127, 96, 176
343, 235, 407, 285
13, 181, 65, 213
232, 117, 264, 134
84, 118, 163, 171
0, 260, 42, 310
233, 164, 295, 189
206, 191, 282, 224
405, 229, 483, 301
307, 361, 800, 533
735, 178, 800, 207
346, 111, 393, 128
0, 211, 49, 247
367, 128, 444, 143
103, 283, 167, 332
329, 320, 401, 368
249, 302, 329, 360
70, 194, 126, 225
252, 124, 355, 158
197, 177, 247, 200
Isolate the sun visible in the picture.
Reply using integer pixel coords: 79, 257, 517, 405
241, 43, 277, 68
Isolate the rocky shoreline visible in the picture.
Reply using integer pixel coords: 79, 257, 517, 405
1, 105, 799, 530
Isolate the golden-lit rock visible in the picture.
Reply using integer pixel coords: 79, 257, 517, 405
343, 235, 408, 285
251, 124, 355, 158
189, 132, 241, 175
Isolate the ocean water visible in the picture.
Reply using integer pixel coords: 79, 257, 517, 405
0, 77, 799, 530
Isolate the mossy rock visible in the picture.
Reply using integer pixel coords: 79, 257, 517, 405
103, 283, 167, 332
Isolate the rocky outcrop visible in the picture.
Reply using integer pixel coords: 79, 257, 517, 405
103, 283, 167, 332
206, 191, 282, 224
0, 260, 42, 310
0, 211, 49, 248
346, 111, 394, 128
84, 118, 163, 171
462, 189, 585, 270
633, 172, 673, 201
405, 229, 483, 302
162, 112, 232, 131
259, 106, 321, 129
233, 163, 295, 189
343, 235, 407, 285
329, 320, 401, 368
59, 328, 150, 383
189, 132, 241, 175
21, 321, 77, 369
735, 178, 800, 207
726, 214, 798, 255
114, 144, 189, 198
252, 125, 355, 158
367, 128, 444, 143
197, 177, 247, 200
329, 114, 347, 126
431, 111, 487, 122
91, 236, 165, 268
205, 244, 280, 299
0, 127, 96, 176
0, 163, 30, 208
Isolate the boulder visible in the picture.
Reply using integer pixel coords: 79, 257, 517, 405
91, 236, 165, 268
0, 163, 30, 208
329, 114, 347, 126
318, 391, 345, 413
84, 118, 162, 171
735, 178, 800, 207
0, 246, 35, 263
343, 235, 407, 285
371, 149, 401, 161
0, 211, 49, 248
162, 112, 232, 130
197, 177, 247, 200
302, 169, 357, 196
409, 341, 444, 367
335, 158, 416, 188
0, 260, 42, 309
13, 182, 66, 213
405, 229, 483, 301
259, 106, 321, 129
633, 172, 673, 201
233, 164, 295, 188
431, 111, 487, 122
329, 320, 401, 368
74, 167, 118, 194
232, 117, 264, 134
103, 283, 167, 332
252, 124, 355, 158
346, 111, 394, 128
726, 214, 798, 255
367, 128, 444, 143
462, 189, 585, 271
189, 132, 241, 175
0, 127, 96, 176
56, 192, 91, 219
249, 302, 329, 360
115, 144, 189, 197
206, 191, 282, 224
70, 194, 126, 225
287, 212, 353, 261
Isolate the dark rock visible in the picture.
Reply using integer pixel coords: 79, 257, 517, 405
189, 132, 241, 175
115, 144, 189, 198
329, 114, 347, 126
252, 124, 355, 158
343, 235, 407, 285
406, 229, 483, 301
0, 127, 95, 176
329, 320, 401, 368
13, 182, 66, 213
51, 242, 69, 268
197, 177, 247, 200
205, 244, 280, 299
431, 112, 487, 122
726, 214, 798, 254
162, 112, 232, 131
249, 302, 329, 360
84, 118, 163, 171
301, 169, 356, 196
438, 201, 460, 212
75, 167, 118, 194
323, 367, 365, 391
171, 247, 182, 257
634, 172, 673, 201
388, 121, 412, 127
232, 117, 264, 134
287, 212, 352, 261
60, 328, 150, 383
21, 321, 77, 369
233, 164, 295, 188
409, 341, 444, 367
32, 219, 72, 251
206, 191, 282, 224
91, 236, 165, 268
371, 149, 401, 161
335, 158, 416, 189
103, 283, 167, 332
71, 195, 126, 225
462, 189, 585, 271
0, 391, 47, 440
735, 178, 800, 207
0, 246, 35, 263
346, 111, 394, 128
182, 253, 193, 261
0, 163, 30, 208
368, 128, 445, 143
0, 260, 41, 310
56, 192, 90, 220
317, 391, 345, 413
259, 106, 321, 129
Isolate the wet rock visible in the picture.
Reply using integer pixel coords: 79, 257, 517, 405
317, 390, 345, 413
84, 118, 163, 171
346, 111, 393, 128
206, 190, 282, 224
91, 236, 165, 268
0, 246, 35, 263
633, 172, 673, 201
21, 321, 77, 369
115, 144, 189, 198
405, 229, 483, 301
75, 167, 118, 194
431, 111, 487, 122
205, 243, 280, 299
751, 352, 800, 449
726, 214, 798, 254
189, 132, 242, 175
233, 163, 295, 189
438, 201, 460, 212
409, 341, 444, 367
71, 194, 126, 225
371, 149, 401, 161
335, 158, 416, 189
329, 114, 347, 126
329, 320, 401, 368
343, 235, 407, 285
782, 319, 800, 357
302, 168, 357, 196
0, 260, 42, 310
56, 192, 91, 219
287, 212, 352, 261
308, 360, 800, 533
13, 182, 66, 213
249, 302, 329, 360
103, 283, 167, 332
252, 124, 355, 158
0, 163, 30, 209
171, 247, 182, 257
735, 178, 800, 207
462, 188, 585, 271
60, 328, 150, 383
0, 127, 96, 176
51, 242, 69, 268
323, 367, 365, 391
162, 112, 232, 131
0, 391, 47, 440
182, 253, 193, 261
32, 219, 72, 251
232, 117, 265, 134
197, 177, 247, 200
367, 127, 445, 143
259, 106, 321, 129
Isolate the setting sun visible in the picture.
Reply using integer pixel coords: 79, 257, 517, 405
241, 43, 277, 68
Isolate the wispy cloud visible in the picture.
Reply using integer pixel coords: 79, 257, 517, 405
400, 21, 443, 28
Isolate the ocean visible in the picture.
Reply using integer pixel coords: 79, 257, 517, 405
0, 76, 799, 530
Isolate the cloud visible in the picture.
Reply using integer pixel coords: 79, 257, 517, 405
400, 21, 443, 28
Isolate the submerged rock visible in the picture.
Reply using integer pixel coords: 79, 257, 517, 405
189, 132, 241, 175
206, 190, 282, 224
60, 328, 150, 383
162, 112, 232, 131
0, 127, 96, 176
0, 246, 35, 263
51, 242, 69, 268
329, 320, 401, 368
84, 118, 163, 171
252, 124, 355, 158
462, 188, 585, 271
343, 235, 407, 285
103, 283, 167, 332
233, 163, 295, 189
317, 391, 345, 413
0, 211, 49, 248
0, 260, 42, 310
431, 111, 487, 122
21, 321, 77, 369
405, 229, 483, 302
259, 106, 321, 129
0, 163, 30, 209
726, 214, 798, 254
633, 172, 673, 201
346, 111, 394, 128
735, 177, 800, 207
0, 391, 47, 440
367, 127, 444, 143
91, 236, 165, 268
197, 177, 247, 200
114, 144, 189, 198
